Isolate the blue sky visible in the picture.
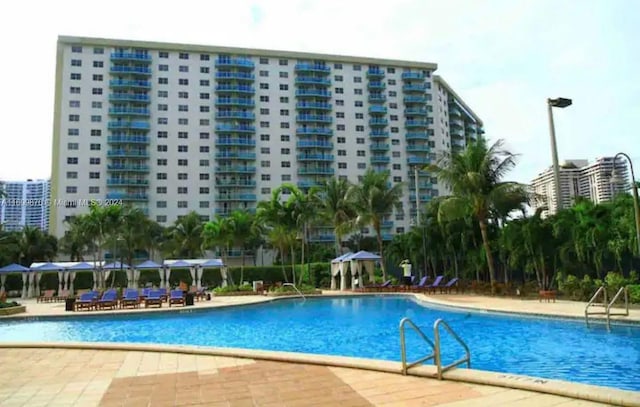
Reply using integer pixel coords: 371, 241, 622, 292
0, 0, 638, 184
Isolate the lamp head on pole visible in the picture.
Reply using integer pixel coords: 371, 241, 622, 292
548, 97, 572, 108
609, 167, 627, 186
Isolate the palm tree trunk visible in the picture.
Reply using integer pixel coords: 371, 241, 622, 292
240, 250, 245, 285
290, 244, 296, 284
453, 252, 459, 278
299, 225, 306, 286
279, 247, 287, 282
478, 219, 497, 294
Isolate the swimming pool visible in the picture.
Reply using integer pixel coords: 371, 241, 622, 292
0, 296, 638, 391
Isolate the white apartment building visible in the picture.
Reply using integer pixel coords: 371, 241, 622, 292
49, 36, 484, 242
530, 157, 629, 216
0, 179, 51, 232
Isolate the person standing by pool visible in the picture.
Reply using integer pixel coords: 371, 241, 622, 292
400, 259, 412, 289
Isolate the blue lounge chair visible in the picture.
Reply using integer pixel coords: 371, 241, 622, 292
97, 291, 118, 310
120, 289, 140, 308
411, 276, 428, 292
74, 292, 97, 311
144, 290, 163, 308
425, 275, 444, 294
157, 287, 168, 302
440, 277, 460, 294
365, 280, 391, 292
169, 290, 185, 307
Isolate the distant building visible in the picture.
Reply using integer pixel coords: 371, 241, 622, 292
530, 157, 629, 216
0, 179, 51, 232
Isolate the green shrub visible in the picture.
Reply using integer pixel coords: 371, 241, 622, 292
213, 284, 253, 293
627, 285, 640, 304
0, 301, 20, 309
559, 274, 582, 300
604, 272, 627, 297
269, 284, 319, 294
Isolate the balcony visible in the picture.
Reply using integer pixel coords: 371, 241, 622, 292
407, 156, 430, 165
366, 68, 385, 79
370, 143, 389, 151
106, 192, 148, 201
215, 111, 256, 120
297, 154, 334, 161
215, 58, 255, 69
406, 132, 429, 140
402, 84, 426, 93
295, 77, 331, 86
216, 138, 256, 146
298, 167, 335, 175
451, 127, 465, 137
295, 89, 332, 98
405, 108, 427, 116
450, 119, 464, 128
215, 72, 255, 81
371, 155, 390, 163
215, 166, 256, 173
295, 63, 330, 74
406, 145, 430, 152
107, 150, 149, 158
367, 81, 386, 90
215, 85, 255, 94
107, 164, 149, 173
106, 178, 149, 186
382, 233, 393, 241
109, 93, 150, 103
308, 234, 335, 242
295, 102, 332, 111
215, 98, 255, 107
296, 115, 332, 124
215, 124, 256, 133
405, 120, 428, 128
381, 220, 394, 228
404, 96, 427, 104
296, 141, 333, 149
109, 66, 152, 75
296, 127, 333, 136
215, 179, 256, 187
110, 52, 152, 62
216, 193, 257, 202
214, 152, 257, 160
449, 106, 462, 117
297, 180, 324, 189
107, 135, 149, 144
369, 131, 389, 138
369, 119, 388, 126
109, 79, 151, 89
368, 106, 388, 114
401, 72, 425, 80
107, 121, 150, 130
368, 94, 387, 103
409, 182, 432, 190
108, 108, 150, 117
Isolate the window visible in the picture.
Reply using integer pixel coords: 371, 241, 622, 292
67, 142, 79, 150
356, 138, 365, 144
354, 77, 362, 83
390, 115, 398, 121
158, 77, 168, 84
355, 113, 364, 119
89, 143, 101, 151
199, 119, 209, 126
158, 64, 169, 71
280, 96, 289, 103
261, 174, 271, 181
279, 84, 288, 91
280, 122, 289, 129
354, 101, 363, 107
261, 161, 270, 168
261, 187, 271, 194
92, 88, 102, 95
159, 51, 169, 58
391, 127, 399, 133
200, 79, 210, 86
338, 163, 347, 169
393, 176, 402, 183
259, 70, 268, 77
178, 145, 188, 152
260, 83, 269, 89
90, 115, 101, 122
260, 121, 269, 128
91, 129, 101, 136
260, 108, 269, 115
199, 201, 210, 208
90, 157, 100, 165
157, 173, 168, 181
93, 47, 103, 54
66, 186, 77, 193
69, 100, 80, 108
71, 59, 82, 67
157, 186, 167, 194
280, 135, 290, 142
337, 137, 346, 143
279, 59, 288, 66
179, 65, 189, 72
199, 146, 209, 153
68, 86, 80, 95
354, 89, 363, 95
389, 102, 398, 109
178, 105, 188, 112
178, 118, 188, 125
334, 63, 342, 69
68, 114, 79, 122
261, 147, 270, 154
200, 92, 210, 99
337, 150, 346, 156
336, 112, 344, 118
200, 54, 210, 61
199, 132, 209, 139
260, 95, 269, 102
71, 45, 82, 53
158, 117, 168, 125
357, 163, 366, 169
199, 159, 209, 166
200, 187, 210, 194
335, 87, 343, 94
179, 52, 189, 59
68, 128, 79, 136
91, 101, 102, 108
178, 131, 188, 139
67, 157, 78, 164
178, 187, 188, 194
357, 150, 366, 157
281, 161, 291, 168
388, 67, 395, 73
260, 134, 270, 141
388, 79, 396, 85
334, 75, 343, 82
178, 173, 188, 180
157, 145, 168, 152
93, 61, 103, 68
157, 158, 167, 166
158, 90, 168, 98
199, 173, 210, 180
355, 125, 364, 132
178, 159, 188, 166
157, 131, 168, 138
157, 201, 167, 208
280, 109, 289, 116
178, 91, 188, 98
177, 201, 188, 208
157, 104, 168, 111
89, 172, 100, 179
260, 57, 269, 64
66, 171, 78, 179
337, 124, 345, 131
353, 65, 361, 71
178, 78, 189, 85
281, 148, 290, 155
282, 174, 291, 181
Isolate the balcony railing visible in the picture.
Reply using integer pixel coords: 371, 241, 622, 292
108, 108, 150, 116
366, 69, 385, 78
369, 131, 390, 138
295, 89, 332, 98
402, 84, 426, 93
215, 111, 256, 120
215, 85, 255, 94
401, 72, 425, 80
369, 106, 388, 114
296, 115, 332, 123
405, 120, 428, 128
107, 135, 149, 144
405, 108, 428, 116
367, 81, 386, 90
110, 52, 152, 62
407, 156, 430, 165
404, 96, 427, 104
216, 194, 257, 201
215, 58, 255, 69
109, 94, 150, 102
296, 127, 333, 136
297, 180, 324, 188
370, 143, 390, 151
215, 72, 255, 81
295, 102, 332, 110
107, 150, 149, 158
371, 155, 391, 163
215, 179, 257, 187
214, 152, 257, 160
297, 154, 334, 161
215, 98, 255, 107
109, 79, 151, 88
109, 66, 152, 75
298, 168, 335, 175
406, 132, 429, 140
215, 166, 256, 173
107, 121, 150, 130
296, 141, 333, 149
406, 145, 430, 152
216, 138, 256, 146
295, 63, 331, 73
106, 178, 149, 186
369, 119, 389, 126
106, 192, 148, 201
295, 77, 331, 86
215, 124, 256, 133
368, 94, 387, 103
107, 164, 150, 172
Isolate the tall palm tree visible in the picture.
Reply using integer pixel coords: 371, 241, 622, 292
168, 211, 204, 258
316, 177, 357, 256
202, 216, 234, 283
226, 209, 262, 284
348, 169, 404, 281
429, 138, 528, 293
17, 226, 57, 266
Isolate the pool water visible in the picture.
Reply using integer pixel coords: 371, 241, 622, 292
0, 296, 638, 391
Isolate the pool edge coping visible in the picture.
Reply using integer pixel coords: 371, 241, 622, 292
0, 342, 637, 406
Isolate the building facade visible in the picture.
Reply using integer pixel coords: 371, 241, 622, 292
530, 157, 629, 216
49, 36, 483, 241
0, 179, 51, 232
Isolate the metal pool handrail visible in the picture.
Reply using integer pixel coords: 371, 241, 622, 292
282, 283, 306, 302
433, 318, 471, 380
585, 286, 607, 328
605, 286, 629, 331
399, 317, 436, 375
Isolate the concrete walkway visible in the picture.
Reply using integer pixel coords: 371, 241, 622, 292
0, 348, 614, 407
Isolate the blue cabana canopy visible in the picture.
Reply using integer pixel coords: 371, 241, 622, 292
164, 260, 192, 268
67, 262, 95, 270
135, 260, 163, 269
0, 263, 30, 273
33, 262, 64, 271
102, 261, 130, 270
200, 259, 224, 267
331, 252, 353, 263
344, 250, 381, 261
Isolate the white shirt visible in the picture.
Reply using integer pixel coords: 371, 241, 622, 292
402, 263, 412, 277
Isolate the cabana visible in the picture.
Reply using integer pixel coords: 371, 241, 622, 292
134, 260, 163, 289
163, 259, 225, 289
334, 251, 381, 291
102, 262, 130, 290
30, 263, 64, 298
330, 252, 353, 291
0, 263, 29, 296
30, 261, 101, 297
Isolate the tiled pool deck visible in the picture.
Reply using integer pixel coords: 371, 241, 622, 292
1, 292, 638, 406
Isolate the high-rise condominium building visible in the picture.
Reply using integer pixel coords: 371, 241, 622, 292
530, 157, 629, 216
49, 36, 483, 241
0, 179, 51, 232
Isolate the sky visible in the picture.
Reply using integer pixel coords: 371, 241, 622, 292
0, 0, 638, 184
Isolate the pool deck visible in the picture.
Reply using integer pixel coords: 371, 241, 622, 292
1, 292, 638, 406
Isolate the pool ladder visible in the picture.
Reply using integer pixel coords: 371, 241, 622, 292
584, 286, 629, 331
399, 318, 470, 379
282, 283, 306, 302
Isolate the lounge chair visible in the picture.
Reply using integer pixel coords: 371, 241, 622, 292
74, 292, 98, 311
97, 291, 118, 310
120, 289, 140, 308
55, 289, 70, 302
425, 275, 444, 294
410, 276, 428, 292
169, 290, 185, 307
362, 280, 391, 292
157, 287, 168, 302
144, 290, 163, 308
37, 290, 55, 303
440, 277, 460, 294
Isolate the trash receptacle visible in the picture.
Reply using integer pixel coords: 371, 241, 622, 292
65, 298, 76, 311
185, 292, 194, 306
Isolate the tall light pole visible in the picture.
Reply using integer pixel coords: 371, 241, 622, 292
610, 153, 640, 256
413, 166, 428, 278
547, 97, 572, 212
